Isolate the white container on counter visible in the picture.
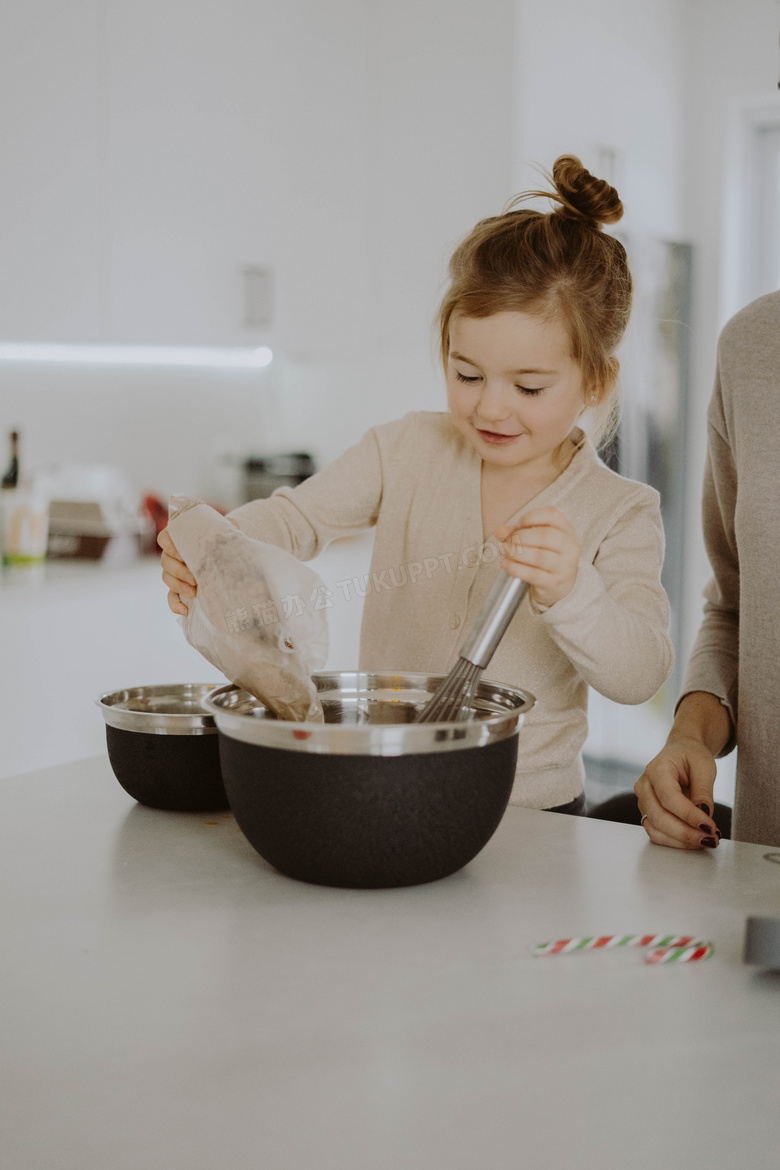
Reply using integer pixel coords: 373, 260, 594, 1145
1, 482, 50, 566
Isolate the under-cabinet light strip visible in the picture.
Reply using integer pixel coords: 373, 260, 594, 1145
0, 343, 273, 369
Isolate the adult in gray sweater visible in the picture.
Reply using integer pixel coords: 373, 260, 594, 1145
635, 290, 780, 849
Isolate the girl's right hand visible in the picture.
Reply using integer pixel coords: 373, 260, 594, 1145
158, 527, 197, 616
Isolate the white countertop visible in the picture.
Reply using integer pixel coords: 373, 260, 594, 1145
0, 551, 162, 599
1, 754, 779, 1169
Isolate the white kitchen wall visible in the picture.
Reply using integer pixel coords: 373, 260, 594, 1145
514, 0, 687, 238
0, 2, 102, 341
0, 0, 516, 493
679, 0, 780, 665
0, 360, 275, 506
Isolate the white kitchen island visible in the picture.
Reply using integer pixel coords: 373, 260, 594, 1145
1, 753, 778, 1170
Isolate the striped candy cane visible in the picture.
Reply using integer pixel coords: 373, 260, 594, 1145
532, 933, 701, 957
645, 942, 714, 965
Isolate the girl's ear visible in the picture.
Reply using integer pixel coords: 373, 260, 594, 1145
582, 379, 600, 407
588, 361, 619, 406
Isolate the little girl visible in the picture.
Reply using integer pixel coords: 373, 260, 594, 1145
160, 155, 674, 816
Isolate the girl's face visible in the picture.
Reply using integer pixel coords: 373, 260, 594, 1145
446, 311, 588, 475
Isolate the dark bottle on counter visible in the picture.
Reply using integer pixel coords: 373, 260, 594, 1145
2, 431, 19, 490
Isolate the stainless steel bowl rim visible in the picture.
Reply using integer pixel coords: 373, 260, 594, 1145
96, 683, 221, 735
202, 671, 535, 756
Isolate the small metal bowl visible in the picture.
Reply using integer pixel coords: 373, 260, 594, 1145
96, 683, 228, 811
203, 671, 534, 888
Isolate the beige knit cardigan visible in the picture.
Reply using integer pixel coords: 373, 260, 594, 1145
681, 290, 780, 846
229, 412, 673, 809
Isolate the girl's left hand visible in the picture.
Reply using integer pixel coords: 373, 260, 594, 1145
495, 506, 580, 608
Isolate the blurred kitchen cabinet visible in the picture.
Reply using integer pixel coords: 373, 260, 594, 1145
0, 1, 372, 352
104, 1, 372, 352
0, 2, 103, 342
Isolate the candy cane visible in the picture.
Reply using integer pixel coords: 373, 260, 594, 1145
645, 942, 714, 965
532, 933, 701, 957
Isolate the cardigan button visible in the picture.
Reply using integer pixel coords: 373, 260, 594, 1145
449, 614, 461, 630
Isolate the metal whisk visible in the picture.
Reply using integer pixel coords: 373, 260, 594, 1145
415, 575, 529, 723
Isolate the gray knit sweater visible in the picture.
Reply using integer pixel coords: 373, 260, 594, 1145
681, 290, 780, 846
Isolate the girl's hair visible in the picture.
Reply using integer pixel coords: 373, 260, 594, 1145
437, 155, 631, 448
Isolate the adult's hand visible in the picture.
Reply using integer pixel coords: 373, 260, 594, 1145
635, 736, 720, 849
635, 691, 732, 849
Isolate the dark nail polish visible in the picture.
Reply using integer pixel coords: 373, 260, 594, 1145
700, 836, 717, 848
697, 802, 713, 818
698, 823, 713, 833
715, 830, 722, 839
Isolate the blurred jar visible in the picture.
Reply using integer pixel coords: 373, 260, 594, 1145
1, 481, 50, 567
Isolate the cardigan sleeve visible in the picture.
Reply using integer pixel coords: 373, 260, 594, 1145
677, 367, 739, 752
531, 487, 674, 704
225, 424, 388, 559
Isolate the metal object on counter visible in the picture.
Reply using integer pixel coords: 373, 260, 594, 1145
242, 452, 315, 503
743, 916, 780, 968
97, 682, 221, 735
96, 683, 227, 813
203, 670, 534, 755
416, 575, 529, 723
202, 670, 535, 888
210, 450, 316, 511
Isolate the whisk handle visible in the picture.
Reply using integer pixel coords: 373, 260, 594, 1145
457, 575, 529, 669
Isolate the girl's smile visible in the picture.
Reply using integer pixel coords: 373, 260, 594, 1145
475, 428, 523, 445
446, 311, 589, 477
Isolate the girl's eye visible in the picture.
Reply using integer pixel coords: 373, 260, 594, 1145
517, 385, 544, 396
455, 371, 481, 384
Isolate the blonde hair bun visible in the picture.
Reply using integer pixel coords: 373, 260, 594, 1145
437, 152, 633, 451
551, 154, 623, 226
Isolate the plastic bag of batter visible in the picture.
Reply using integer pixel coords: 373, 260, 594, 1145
167, 495, 328, 721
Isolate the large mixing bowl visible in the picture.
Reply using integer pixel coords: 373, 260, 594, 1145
96, 683, 228, 811
203, 671, 534, 888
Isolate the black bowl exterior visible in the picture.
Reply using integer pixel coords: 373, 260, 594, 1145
106, 725, 229, 812
219, 733, 518, 888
